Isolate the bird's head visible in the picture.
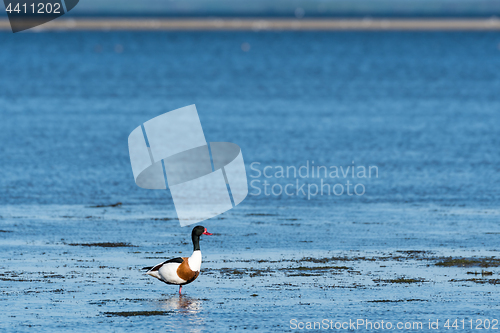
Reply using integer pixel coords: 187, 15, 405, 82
192, 225, 213, 237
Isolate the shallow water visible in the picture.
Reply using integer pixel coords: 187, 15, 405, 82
1, 31, 500, 332
1, 204, 500, 332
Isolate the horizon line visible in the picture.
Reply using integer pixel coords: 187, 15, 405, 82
2, 18, 500, 31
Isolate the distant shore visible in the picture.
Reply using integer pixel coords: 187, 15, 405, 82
1, 18, 500, 31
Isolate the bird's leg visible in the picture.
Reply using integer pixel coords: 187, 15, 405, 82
179, 286, 182, 295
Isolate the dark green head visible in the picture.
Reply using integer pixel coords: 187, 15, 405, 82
191, 226, 212, 251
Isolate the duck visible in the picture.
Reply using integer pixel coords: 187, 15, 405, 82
142, 225, 212, 294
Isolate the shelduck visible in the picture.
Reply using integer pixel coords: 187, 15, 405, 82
142, 225, 212, 294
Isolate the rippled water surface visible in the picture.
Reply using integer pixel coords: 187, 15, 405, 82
1, 31, 500, 332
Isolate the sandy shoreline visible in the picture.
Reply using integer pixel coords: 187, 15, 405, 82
1, 18, 500, 31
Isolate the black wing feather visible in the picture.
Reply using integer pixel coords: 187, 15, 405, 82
162, 257, 184, 264
142, 257, 184, 271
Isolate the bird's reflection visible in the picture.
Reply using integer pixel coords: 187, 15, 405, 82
157, 294, 202, 314
158, 295, 205, 333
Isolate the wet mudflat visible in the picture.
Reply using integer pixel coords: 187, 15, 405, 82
1, 204, 499, 332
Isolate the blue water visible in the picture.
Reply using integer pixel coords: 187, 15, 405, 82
1, 31, 500, 332
1, 31, 500, 207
